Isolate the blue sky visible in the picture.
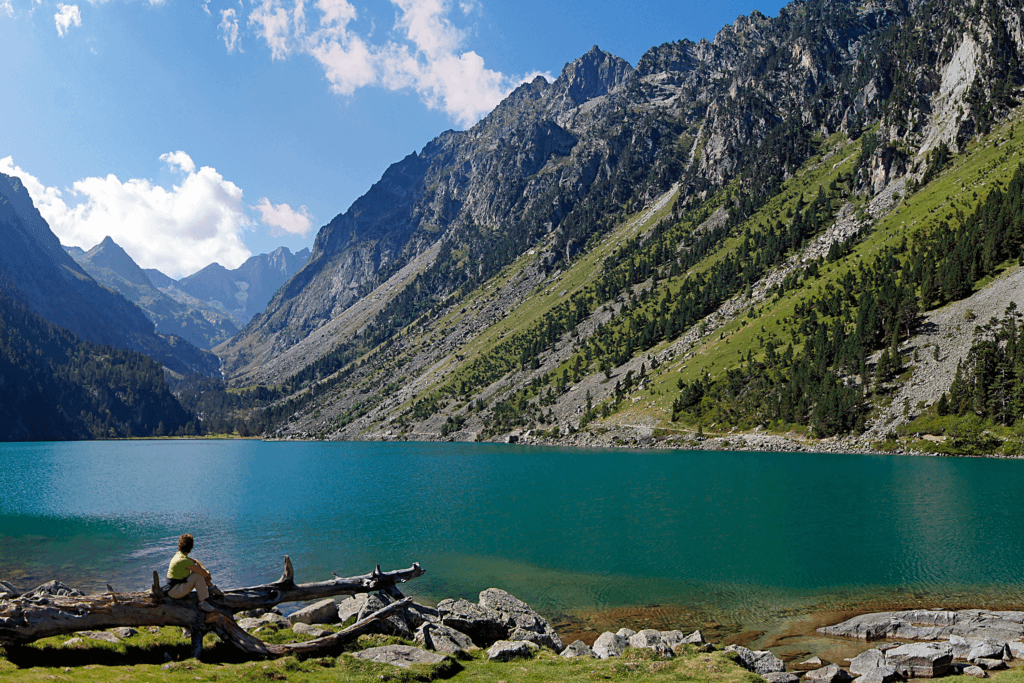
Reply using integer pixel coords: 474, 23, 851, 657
0, 0, 786, 278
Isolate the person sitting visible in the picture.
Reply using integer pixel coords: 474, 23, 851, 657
166, 533, 218, 612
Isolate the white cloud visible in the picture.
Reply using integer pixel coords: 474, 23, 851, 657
54, 3, 81, 36
254, 197, 314, 236
1, 0, 14, 18
0, 155, 253, 279
230, 0, 523, 127
218, 8, 241, 52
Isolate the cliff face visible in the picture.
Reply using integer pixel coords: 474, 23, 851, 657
0, 174, 220, 376
218, 0, 1024, 389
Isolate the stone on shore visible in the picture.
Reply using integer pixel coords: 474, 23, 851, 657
964, 665, 989, 678
885, 642, 953, 678
850, 649, 886, 675
967, 641, 1008, 663
352, 644, 447, 669
617, 627, 637, 639
111, 627, 137, 638
804, 663, 853, 683
763, 673, 800, 683
682, 629, 706, 645
855, 665, 902, 683
292, 622, 331, 638
358, 593, 412, 638
560, 640, 596, 658
486, 639, 538, 661
289, 598, 338, 625
437, 597, 507, 647
725, 644, 786, 674
257, 612, 291, 629
76, 630, 120, 644
629, 629, 672, 657
414, 622, 473, 656
821, 610, 1024, 644
337, 594, 368, 623
592, 631, 628, 659
479, 588, 563, 651
974, 658, 1007, 670
0, 581, 19, 600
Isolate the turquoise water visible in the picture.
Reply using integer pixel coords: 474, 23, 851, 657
2, 440, 1024, 639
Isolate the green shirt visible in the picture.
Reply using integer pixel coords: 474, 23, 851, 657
167, 551, 194, 580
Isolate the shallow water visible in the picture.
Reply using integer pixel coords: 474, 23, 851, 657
2, 440, 1023, 652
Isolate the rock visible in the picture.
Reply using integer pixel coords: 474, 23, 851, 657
885, 642, 953, 678
486, 639, 538, 661
617, 627, 637, 639
660, 630, 686, 648
967, 642, 1007, 663
681, 629, 706, 645
855, 664, 902, 683
974, 658, 1007, 671
110, 627, 137, 639
764, 673, 800, 683
292, 622, 331, 638
964, 665, 989, 678
77, 630, 120, 644
289, 598, 338, 625
352, 644, 447, 669
726, 645, 786, 674
437, 597, 507, 647
509, 626, 562, 650
593, 631, 628, 659
337, 594, 368, 624
62, 637, 83, 647
804, 664, 854, 683
1008, 641, 1024, 659
415, 622, 474, 656
850, 649, 886, 675
237, 618, 262, 631
236, 607, 277, 619
0, 581, 19, 599
478, 588, 562, 651
405, 602, 440, 628
629, 629, 672, 657
799, 656, 828, 670
358, 593, 411, 638
257, 612, 291, 629
560, 640, 596, 658
24, 581, 84, 599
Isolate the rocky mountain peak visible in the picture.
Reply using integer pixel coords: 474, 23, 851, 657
552, 45, 634, 106
84, 236, 153, 288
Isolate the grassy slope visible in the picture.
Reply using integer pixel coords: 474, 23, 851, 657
0, 629, 760, 683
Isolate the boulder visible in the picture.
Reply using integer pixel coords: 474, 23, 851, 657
415, 622, 474, 656
725, 645, 786, 674
509, 626, 562, 650
593, 631, 628, 659
629, 629, 672, 657
764, 674, 800, 683
358, 593, 412, 638
617, 627, 637, 639
289, 598, 338, 625
62, 637, 83, 647
797, 656, 828, 670
560, 640, 596, 658
1008, 641, 1024, 659
661, 630, 686, 648
405, 602, 440, 628
964, 665, 988, 678
352, 644, 447, 669
850, 649, 886, 675
257, 612, 291, 629
804, 664, 853, 683
974, 658, 1007, 671
111, 627, 137, 639
967, 642, 1007, 663
437, 598, 508, 647
77, 630, 120, 644
237, 618, 262, 631
682, 630, 706, 645
486, 639, 538, 661
0, 581, 19, 600
478, 589, 563, 651
337, 594, 368, 624
885, 642, 953, 678
292, 622, 331, 638
24, 581, 84, 599
855, 665, 902, 683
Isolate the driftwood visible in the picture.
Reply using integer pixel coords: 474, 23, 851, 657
0, 557, 425, 660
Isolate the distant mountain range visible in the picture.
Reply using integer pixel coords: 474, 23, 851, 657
0, 172, 219, 378
66, 240, 309, 349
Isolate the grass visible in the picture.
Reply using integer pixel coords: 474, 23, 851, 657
0, 630, 760, 683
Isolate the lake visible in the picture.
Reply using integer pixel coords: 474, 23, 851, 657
2, 440, 1024, 655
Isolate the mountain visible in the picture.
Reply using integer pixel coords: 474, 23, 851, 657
0, 272, 196, 441
190, 0, 1024, 451
68, 237, 239, 350
0, 173, 220, 377
172, 247, 310, 329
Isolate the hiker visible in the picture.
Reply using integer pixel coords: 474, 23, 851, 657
166, 533, 219, 612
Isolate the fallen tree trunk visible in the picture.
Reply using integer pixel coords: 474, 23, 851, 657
0, 558, 425, 660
